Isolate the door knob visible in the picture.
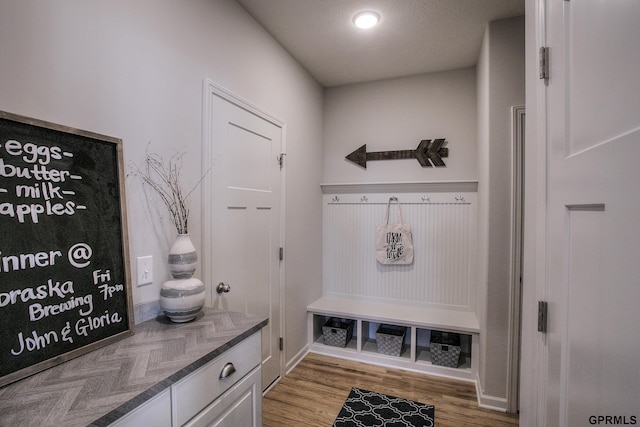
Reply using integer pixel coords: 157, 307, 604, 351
216, 282, 231, 294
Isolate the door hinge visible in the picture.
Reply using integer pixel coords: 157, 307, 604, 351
538, 301, 548, 333
277, 153, 286, 169
279, 337, 284, 351
539, 47, 550, 80
279, 247, 284, 261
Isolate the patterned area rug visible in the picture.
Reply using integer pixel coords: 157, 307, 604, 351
333, 387, 435, 427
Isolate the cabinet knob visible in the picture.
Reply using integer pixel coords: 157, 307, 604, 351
219, 362, 236, 379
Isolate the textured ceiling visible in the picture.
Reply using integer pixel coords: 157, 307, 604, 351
236, 0, 525, 87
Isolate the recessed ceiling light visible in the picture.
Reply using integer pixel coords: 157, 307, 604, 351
353, 11, 380, 29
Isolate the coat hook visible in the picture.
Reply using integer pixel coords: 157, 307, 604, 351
421, 195, 431, 203
455, 195, 465, 202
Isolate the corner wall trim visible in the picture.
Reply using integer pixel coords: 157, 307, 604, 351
476, 374, 509, 412
320, 181, 478, 194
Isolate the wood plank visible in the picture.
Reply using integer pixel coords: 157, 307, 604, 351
263, 353, 518, 427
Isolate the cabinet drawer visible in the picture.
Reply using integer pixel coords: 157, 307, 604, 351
183, 366, 262, 427
109, 388, 171, 427
173, 332, 261, 426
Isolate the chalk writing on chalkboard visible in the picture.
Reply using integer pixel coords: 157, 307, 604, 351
0, 111, 134, 387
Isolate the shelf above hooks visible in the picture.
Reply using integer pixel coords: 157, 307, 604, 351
320, 181, 478, 194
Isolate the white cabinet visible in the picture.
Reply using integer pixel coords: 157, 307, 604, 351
111, 332, 261, 427
110, 389, 172, 427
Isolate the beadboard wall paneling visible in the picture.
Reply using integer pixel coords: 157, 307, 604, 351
322, 192, 477, 311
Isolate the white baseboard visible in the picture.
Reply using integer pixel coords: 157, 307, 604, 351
475, 374, 508, 412
285, 344, 309, 375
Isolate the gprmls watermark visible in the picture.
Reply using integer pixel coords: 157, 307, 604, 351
588, 415, 637, 425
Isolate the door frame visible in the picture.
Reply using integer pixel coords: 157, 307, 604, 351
200, 79, 286, 385
507, 106, 525, 413
521, 0, 549, 423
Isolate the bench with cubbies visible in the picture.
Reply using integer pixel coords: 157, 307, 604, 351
307, 296, 479, 382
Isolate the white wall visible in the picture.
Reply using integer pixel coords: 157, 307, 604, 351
476, 16, 525, 404
0, 0, 324, 366
323, 69, 477, 184
476, 27, 492, 400
322, 191, 478, 310
321, 70, 479, 323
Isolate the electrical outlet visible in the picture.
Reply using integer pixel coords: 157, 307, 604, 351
137, 256, 153, 286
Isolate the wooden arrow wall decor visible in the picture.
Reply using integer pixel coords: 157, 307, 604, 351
345, 139, 448, 168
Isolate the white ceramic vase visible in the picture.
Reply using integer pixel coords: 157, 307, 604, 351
167, 234, 197, 279
159, 277, 206, 322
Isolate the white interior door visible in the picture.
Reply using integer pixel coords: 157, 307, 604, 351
202, 82, 283, 391
542, 1, 640, 425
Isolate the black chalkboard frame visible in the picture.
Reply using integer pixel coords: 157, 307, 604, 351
0, 111, 134, 387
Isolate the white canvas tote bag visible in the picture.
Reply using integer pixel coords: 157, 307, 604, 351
376, 197, 414, 265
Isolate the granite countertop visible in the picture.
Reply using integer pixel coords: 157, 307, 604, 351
0, 309, 268, 427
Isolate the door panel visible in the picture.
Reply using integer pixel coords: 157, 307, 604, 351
225, 123, 273, 192
202, 82, 283, 391
544, 0, 640, 425
565, 207, 605, 422
567, 1, 640, 153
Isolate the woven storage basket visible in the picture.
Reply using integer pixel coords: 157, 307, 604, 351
376, 324, 406, 356
430, 331, 461, 367
322, 318, 354, 347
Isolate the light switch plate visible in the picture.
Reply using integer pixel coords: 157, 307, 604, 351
136, 256, 153, 286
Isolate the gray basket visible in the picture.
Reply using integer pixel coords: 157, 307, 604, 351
430, 330, 461, 367
376, 324, 406, 356
430, 342, 461, 367
322, 318, 354, 347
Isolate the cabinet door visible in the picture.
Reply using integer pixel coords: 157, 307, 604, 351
109, 389, 171, 427
183, 366, 262, 427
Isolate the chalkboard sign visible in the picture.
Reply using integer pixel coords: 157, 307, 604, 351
0, 111, 134, 387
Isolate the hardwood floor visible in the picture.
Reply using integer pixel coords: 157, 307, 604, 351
263, 353, 519, 427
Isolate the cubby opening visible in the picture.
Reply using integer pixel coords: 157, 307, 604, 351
312, 315, 358, 352
361, 321, 411, 360
415, 328, 472, 369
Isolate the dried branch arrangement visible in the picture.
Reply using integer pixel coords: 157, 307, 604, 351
129, 147, 204, 235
